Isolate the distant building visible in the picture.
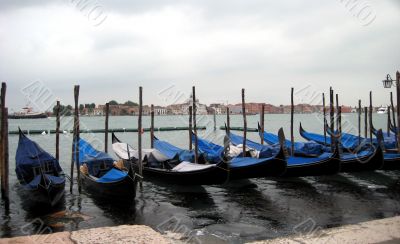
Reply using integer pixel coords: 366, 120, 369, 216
166, 94, 208, 115
227, 104, 243, 114
154, 106, 168, 115
93, 107, 104, 116
209, 103, 226, 114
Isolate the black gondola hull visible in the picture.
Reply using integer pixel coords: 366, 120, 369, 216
229, 147, 287, 180
80, 174, 137, 199
19, 181, 65, 208
340, 146, 384, 172
283, 154, 341, 177
381, 154, 400, 170
134, 162, 229, 185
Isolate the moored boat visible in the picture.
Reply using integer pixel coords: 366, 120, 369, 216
112, 133, 230, 185
193, 131, 287, 179
233, 127, 341, 177
299, 123, 384, 172
75, 138, 137, 199
16, 129, 65, 207
10, 107, 48, 119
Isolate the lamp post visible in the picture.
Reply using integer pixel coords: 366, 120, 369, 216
382, 71, 400, 152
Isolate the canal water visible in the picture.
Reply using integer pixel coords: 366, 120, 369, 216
1, 114, 399, 243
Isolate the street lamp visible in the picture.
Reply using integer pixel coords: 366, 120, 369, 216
382, 71, 400, 152
382, 74, 395, 88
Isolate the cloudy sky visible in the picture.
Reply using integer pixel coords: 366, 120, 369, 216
0, 0, 399, 112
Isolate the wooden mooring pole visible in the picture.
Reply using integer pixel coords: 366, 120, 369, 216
290, 87, 294, 156
189, 106, 193, 150
104, 103, 109, 153
396, 71, 400, 153
369, 91, 373, 144
358, 100, 361, 145
0, 82, 9, 203
192, 86, 198, 164
213, 109, 217, 131
74, 85, 81, 193
260, 104, 265, 145
56, 101, 60, 162
241, 88, 247, 157
390, 92, 397, 129
364, 107, 368, 139
329, 88, 334, 151
323, 93, 327, 145
226, 107, 230, 135
138, 87, 143, 186
338, 106, 342, 144
390, 91, 398, 148
150, 104, 154, 148
336, 94, 340, 132
3, 108, 8, 205
387, 106, 391, 136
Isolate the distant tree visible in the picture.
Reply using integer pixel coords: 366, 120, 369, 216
79, 104, 84, 111
120, 108, 129, 115
109, 100, 118, 105
123, 100, 138, 106
90, 103, 96, 108
52, 104, 72, 116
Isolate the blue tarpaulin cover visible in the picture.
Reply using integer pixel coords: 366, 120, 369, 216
75, 138, 117, 178
194, 134, 279, 167
23, 174, 65, 190
16, 131, 63, 184
301, 127, 362, 150
96, 168, 128, 183
229, 131, 336, 166
259, 130, 325, 155
228, 132, 278, 158
154, 138, 196, 162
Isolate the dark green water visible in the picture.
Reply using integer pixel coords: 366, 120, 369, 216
1, 114, 399, 243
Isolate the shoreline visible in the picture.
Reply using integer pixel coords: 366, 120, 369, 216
1, 216, 399, 244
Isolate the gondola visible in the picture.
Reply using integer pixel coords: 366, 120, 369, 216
323, 121, 399, 170
230, 127, 341, 177
192, 131, 287, 179
369, 122, 400, 170
112, 133, 230, 185
299, 123, 384, 172
75, 138, 137, 199
389, 120, 397, 135
16, 128, 65, 207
